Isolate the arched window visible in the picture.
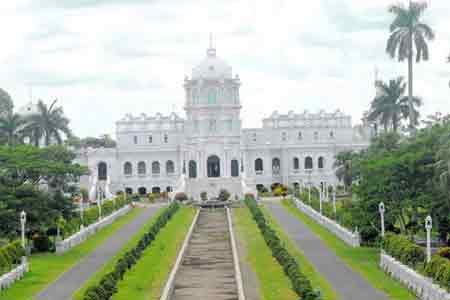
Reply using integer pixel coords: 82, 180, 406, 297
255, 158, 263, 174
208, 88, 217, 104
164, 134, 168, 143
166, 160, 175, 174
231, 159, 239, 177
98, 162, 107, 180
138, 161, 146, 175
298, 131, 302, 140
125, 187, 133, 194
124, 162, 132, 175
166, 186, 173, 192
272, 158, 281, 175
304, 157, 313, 170
293, 157, 299, 170
314, 131, 319, 140
318, 157, 325, 169
152, 187, 161, 194
152, 161, 160, 174
138, 187, 147, 195
189, 160, 197, 178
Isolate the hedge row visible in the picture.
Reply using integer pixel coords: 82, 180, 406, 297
82, 202, 180, 300
0, 240, 25, 276
244, 195, 320, 300
383, 233, 450, 291
62, 196, 132, 238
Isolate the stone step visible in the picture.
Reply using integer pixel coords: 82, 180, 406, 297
170, 209, 238, 300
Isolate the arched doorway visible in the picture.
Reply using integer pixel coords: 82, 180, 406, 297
152, 187, 161, 194
231, 159, 239, 177
189, 160, 197, 178
98, 162, 107, 180
138, 187, 147, 195
207, 155, 220, 178
125, 187, 133, 195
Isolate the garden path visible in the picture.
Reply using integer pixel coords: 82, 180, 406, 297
265, 201, 387, 300
36, 204, 163, 300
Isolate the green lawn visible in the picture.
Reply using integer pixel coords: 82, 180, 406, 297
233, 206, 298, 300
73, 205, 195, 300
0, 208, 144, 300
281, 199, 415, 300
259, 205, 338, 300
113, 206, 196, 300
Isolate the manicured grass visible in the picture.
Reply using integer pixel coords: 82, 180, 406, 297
113, 206, 196, 300
259, 205, 338, 300
73, 206, 194, 300
281, 199, 415, 300
0, 208, 144, 300
233, 206, 298, 300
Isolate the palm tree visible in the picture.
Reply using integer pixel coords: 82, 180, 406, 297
367, 77, 421, 132
0, 112, 26, 146
0, 88, 13, 116
386, 1, 434, 129
334, 151, 355, 194
25, 99, 72, 146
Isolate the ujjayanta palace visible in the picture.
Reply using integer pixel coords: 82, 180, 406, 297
75, 43, 372, 200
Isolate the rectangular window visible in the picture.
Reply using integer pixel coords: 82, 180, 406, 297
209, 120, 216, 132
133, 136, 138, 144
225, 120, 233, 131
148, 135, 152, 143
282, 131, 287, 141
298, 131, 302, 140
314, 132, 319, 140
252, 132, 257, 142
164, 134, 168, 143
329, 131, 334, 139
194, 120, 199, 133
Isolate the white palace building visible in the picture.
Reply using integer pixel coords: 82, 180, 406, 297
75, 43, 372, 200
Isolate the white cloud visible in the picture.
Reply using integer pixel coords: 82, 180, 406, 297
0, 0, 449, 137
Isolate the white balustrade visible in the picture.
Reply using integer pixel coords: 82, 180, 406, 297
0, 257, 29, 291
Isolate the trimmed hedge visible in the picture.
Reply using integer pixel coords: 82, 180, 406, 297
382, 233, 425, 269
0, 240, 25, 276
82, 202, 180, 300
244, 195, 320, 300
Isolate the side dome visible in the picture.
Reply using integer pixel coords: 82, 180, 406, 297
191, 47, 232, 80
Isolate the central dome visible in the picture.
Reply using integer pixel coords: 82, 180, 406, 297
192, 47, 232, 80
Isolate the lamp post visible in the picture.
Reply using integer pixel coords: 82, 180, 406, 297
425, 216, 432, 263
379, 202, 385, 238
308, 184, 311, 203
332, 188, 337, 217
20, 211, 26, 249
319, 185, 323, 215
97, 186, 102, 221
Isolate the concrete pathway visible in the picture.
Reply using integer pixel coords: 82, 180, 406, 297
265, 202, 387, 300
36, 205, 163, 300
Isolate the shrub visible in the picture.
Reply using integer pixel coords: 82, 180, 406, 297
218, 189, 230, 202
244, 195, 320, 300
32, 234, 52, 252
423, 255, 450, 290
0, 240, 25, 275
437, 247, 450, 260
383, 233, 425, 269
273, 185, 288, 197
200, 191, 208, 201
82, 203, 180, 300
174, 192, 188, 202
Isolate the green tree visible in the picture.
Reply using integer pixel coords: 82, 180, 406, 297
333, 151, 360, 194
386, 1, 434, 129
0, 112, 26, 146
368, 77, 421, 132
25, 99, 72, 146
0, 89, 13, 116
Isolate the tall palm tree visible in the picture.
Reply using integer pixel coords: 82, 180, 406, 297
0, 112, 26, 146
0, 88, 13, 116
368, 77, 421, 132
25, 99, 72, 146
386, 1, 434, 129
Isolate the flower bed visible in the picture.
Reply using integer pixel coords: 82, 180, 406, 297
82, 202, 180, 300
244, 195, 320, 300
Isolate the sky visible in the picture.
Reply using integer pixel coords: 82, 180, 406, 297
0, 0, 449, 138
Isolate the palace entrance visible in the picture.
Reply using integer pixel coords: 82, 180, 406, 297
207, 155, 220, 178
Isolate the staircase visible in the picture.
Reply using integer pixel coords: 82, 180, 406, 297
170, 209, 239, 300
185, 177, 242, 200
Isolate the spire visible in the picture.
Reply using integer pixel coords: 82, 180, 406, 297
207, 32, 216, 57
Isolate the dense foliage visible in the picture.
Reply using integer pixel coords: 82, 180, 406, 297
82, 202, 180, 300
244, 195, 320, 300
0, 240, 25, 276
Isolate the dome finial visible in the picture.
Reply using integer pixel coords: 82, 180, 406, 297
207, 32, 216, 57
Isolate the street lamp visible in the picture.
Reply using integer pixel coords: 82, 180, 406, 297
425, 216, 432, 263
319, 185, 323, 215
97, 186, 103, 221
379, 202, 385, 238
20, 211, 26, 249
332, 188, 337, 217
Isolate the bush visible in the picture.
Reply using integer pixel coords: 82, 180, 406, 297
200, 191, 208, 201
32, 234, 52, 252
437, 247, 450, 260
244, 195, 320, 300
82, 202, 180, 300
218, 189, 230, 202
0, 240, 25, 275
174, 192, 188, 202
383, 233, 425, 268
423, 255, 450, 290
273, 185, 288, 197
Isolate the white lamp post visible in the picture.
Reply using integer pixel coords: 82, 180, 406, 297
332, 188, 337, 216
425, 216, 432, 263
20, 211, 26, 249
308, 184, 311, 203
319, 185, 323, 215
97, 187, 102, 221
379, 202, 385, 238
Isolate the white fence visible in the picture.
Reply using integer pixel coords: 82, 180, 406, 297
0, 257, 28, 291
55, 205, 132, 254
292, 198, 360, 247
380, 252, 450, 300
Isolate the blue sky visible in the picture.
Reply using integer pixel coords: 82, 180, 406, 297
0, 0, 449, 137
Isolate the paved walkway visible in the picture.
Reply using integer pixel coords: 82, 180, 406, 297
36, 205, 163, 300
265, 202, 387, 300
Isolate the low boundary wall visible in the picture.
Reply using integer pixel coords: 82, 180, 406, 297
0, 257, 28, 290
